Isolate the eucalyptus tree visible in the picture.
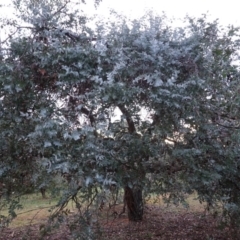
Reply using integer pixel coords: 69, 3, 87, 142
1, 0, 240, 236
89, 15, 240, 224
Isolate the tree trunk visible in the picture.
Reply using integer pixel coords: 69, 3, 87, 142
124, 185, 143, 221
40, 187, 46, 199
228, 187, 240, 238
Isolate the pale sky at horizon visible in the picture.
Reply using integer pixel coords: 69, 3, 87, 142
85, 0, 240, 26
1, 0, 240, 27
1, 0, 240, 48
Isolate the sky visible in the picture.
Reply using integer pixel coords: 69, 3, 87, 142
1, 0, 240, 27
83, 0, 240, 27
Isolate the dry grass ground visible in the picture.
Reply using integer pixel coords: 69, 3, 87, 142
0, 193, 236, 239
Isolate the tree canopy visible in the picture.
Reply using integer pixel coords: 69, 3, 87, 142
1, 0, 240, 236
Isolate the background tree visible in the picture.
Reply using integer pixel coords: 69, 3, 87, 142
1, 0, 240, 236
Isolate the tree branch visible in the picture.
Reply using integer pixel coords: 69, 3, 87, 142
81, 106, 95, 126
118, 104, 136, 133
146, 164, 186, 176
216, 121, 240, 129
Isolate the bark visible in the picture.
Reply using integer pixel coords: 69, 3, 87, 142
124, 185, 143, 221
117, 104, 136, 133
117, 105, 144, 221
81, 106, 95, 126
40, 187, 47, 199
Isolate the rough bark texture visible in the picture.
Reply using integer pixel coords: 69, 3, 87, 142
117, 104, 144, 221
124, 185, 143, 221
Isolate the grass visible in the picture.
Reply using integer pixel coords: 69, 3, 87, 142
146, 192, 207, 213
0, 191, 207, 229
0, 192, 59, 228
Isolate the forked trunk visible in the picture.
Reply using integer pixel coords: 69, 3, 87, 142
124, 185, 143, 221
